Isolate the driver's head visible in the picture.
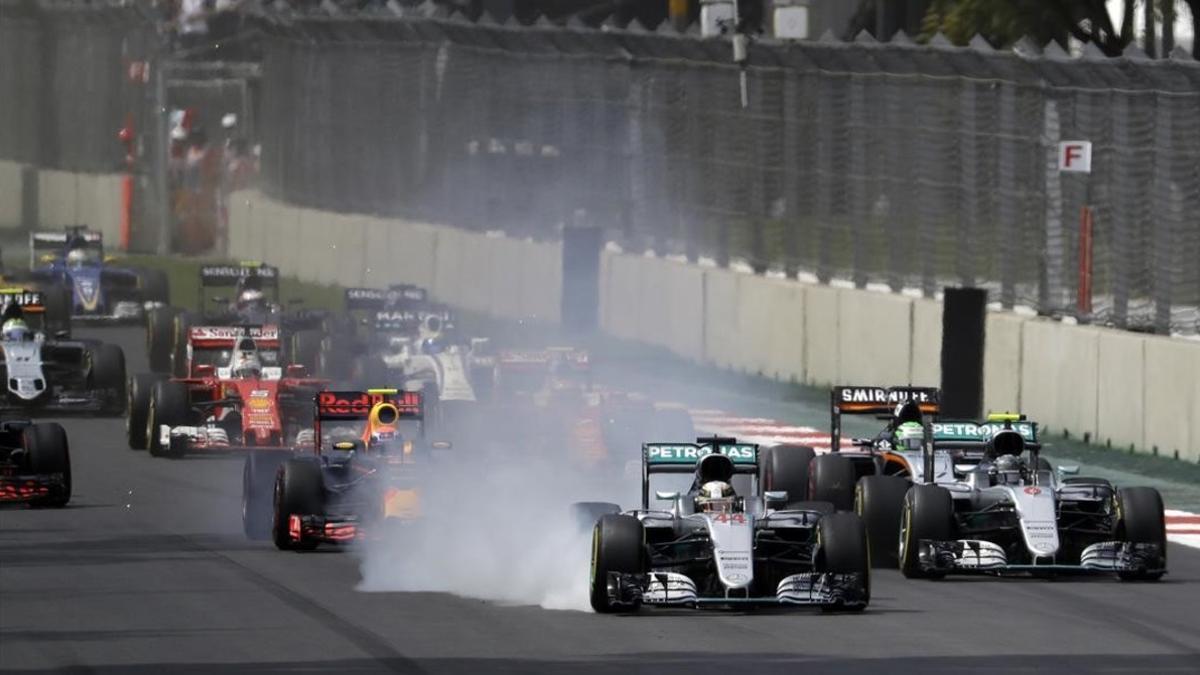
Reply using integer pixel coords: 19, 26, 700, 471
66, 248, 90, 269
893, 400, 924, 426
696, 481, 736, 514
230, 338, 262, 378
893, 421, 925, 451
2, 318, 30, 341
237, 288, 265, 311
421, 336, 443, 355
993, 453, 1024, 474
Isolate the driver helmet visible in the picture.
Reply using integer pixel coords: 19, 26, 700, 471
994, 454, 1024, 473
695, 480, 736, 514
236, 288, 265, 312
230, 342, 262, 379
421, 337, 444, 355
2, 318, 30, 341
66, 248, 90, 269
893, 421, 925, 451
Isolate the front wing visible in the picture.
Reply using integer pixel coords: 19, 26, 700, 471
600, 571, 868, 610
914, 538, 1166, 576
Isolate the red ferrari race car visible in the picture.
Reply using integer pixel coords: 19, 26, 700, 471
247, 388, 444, 549
0, 419, 71, 507
126, 325, 327, 457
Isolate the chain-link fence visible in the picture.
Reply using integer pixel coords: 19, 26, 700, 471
254, 11, 1200, 335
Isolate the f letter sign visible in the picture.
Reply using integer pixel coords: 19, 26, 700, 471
1058, 141, 1092, 173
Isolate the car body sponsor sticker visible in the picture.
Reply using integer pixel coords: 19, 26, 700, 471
645, 443, 757, 465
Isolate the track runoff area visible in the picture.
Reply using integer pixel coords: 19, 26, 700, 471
684, 407, 1200, 549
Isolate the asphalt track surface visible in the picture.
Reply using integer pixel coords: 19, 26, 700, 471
2, 327, 1199, 674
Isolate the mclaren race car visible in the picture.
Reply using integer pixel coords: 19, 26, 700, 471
126, 326, 327, 457
898, 414, 1167, 581
0, 290, 126, 415
0, 418, 71, 507
27, 227, 168, 323
256, 388, 446, 549
581, 439, 869, 613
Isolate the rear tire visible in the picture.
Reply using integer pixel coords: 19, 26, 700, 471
856, 475, 911, 569
148, 381, 191, 458
26, 423, 71, 508
809, 453, 857, 511
170, 312, 193, 378
1117, 487, 1167, 581
759, 444, 816, 509
589, 514, 645, 613
89, 343, 127, 415
126, 373, 165, 449
291, 329, 324, 371
816, 511, 870, 612
273, 459, 324, 551
570, 501, 621, 533
146, 306, 178, 373
899, 484, 955, 579
42, 285, 72, 336
138, 268, 170, 305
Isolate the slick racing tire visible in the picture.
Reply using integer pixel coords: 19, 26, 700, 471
146, 306, 178, 373
170, 312, 193, 378
759, 444, 816, 510
243, 452, 285, 541
291, 329, 323, 373
89, 343, 127, 415
26, 423, 71, 508
138, 268, 170, 305
570, 502, 621, 534
816, 511, 870, 612
899, 484, 955, 579
856, 475, 911, 569
273, 459, 324, 551
1117, 487, 1167, 582
809, 453, 857, 511
589, 514, 645, 614
126, 373, 165, 450
148, 380, 191, 458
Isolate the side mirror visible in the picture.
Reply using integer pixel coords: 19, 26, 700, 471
286, 364, 308, 378
654, 491, 679, 502
288, 297, 305, 306
54, 330, 71, 339
211, 296, 228, 304
763, 491, 788, 504
954, 463, 978, 474
1056, 464, 1080, 479
431, 440, 452, 450
193, 364, 214, 377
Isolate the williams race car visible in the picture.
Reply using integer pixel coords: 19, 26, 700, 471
0, 290, 126, 415
898, 414, 1167, 581
0, 418, 71, 507
581, 439, 869, 613
257, 388, 445, 549
127, 326, 326, 457
28, 227, 168, 323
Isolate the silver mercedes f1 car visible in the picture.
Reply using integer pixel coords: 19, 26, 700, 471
900, 414, 1167, 581
580, 438, 870, 613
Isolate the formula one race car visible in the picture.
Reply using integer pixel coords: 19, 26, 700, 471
145, 263, 324, 374
898, 414, 1167, 581
126, 326, 327, 457
0, 290, 126, 415
0, 418, 71, 507
581, 439, 869, 613
27, 227, 168, 323
256, 388, 445, 549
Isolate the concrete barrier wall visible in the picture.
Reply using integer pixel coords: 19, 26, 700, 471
36, 170, 122, 242
228, 190, 1200, 462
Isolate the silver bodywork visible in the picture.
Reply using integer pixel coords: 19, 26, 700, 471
2, 338, 48, 400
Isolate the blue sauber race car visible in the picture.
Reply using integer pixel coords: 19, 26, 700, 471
27, 227, 169, 324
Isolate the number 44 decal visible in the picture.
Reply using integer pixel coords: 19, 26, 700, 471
714, 513, 747, 524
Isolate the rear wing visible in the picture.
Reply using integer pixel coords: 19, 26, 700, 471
932, 416, 1040, 450
315, 389, 423, 420
0, 288, 45, 314
29, 228, 103, 266
830, 385, 940, 452
641, 440, 758, 509
343, 285, 428, 311
187, 325, 280, 348
199, 263, 279, 287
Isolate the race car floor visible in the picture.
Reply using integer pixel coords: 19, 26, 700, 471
2, 327, 1198, 674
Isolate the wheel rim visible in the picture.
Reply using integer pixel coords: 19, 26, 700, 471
898, 502, 911, 566
146, 399, 157, 451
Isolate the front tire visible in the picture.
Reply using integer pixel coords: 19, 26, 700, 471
856, 475, 911, 568
126, 373, 165, 449
589, 514, 645, 613
243, 452, 285, 540
1117, 487, 1167, 581
148, 380, 191, 458
89, 344, 127, 415
816, 511, 870, 612
26, 423, 71, 508
146, 306, 178, 373
273, 459, 324, 551
899, 484, 955, 579
809, 453, 857, 511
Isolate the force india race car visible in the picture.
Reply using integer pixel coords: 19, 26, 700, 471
27, 227, 169, 323
0, 291, 127, 415
582, 439, 869, 613
126, 325, 327, 457
259, 388, 446, 550
898, 414, 1167, 581
0, 418, 71, 507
